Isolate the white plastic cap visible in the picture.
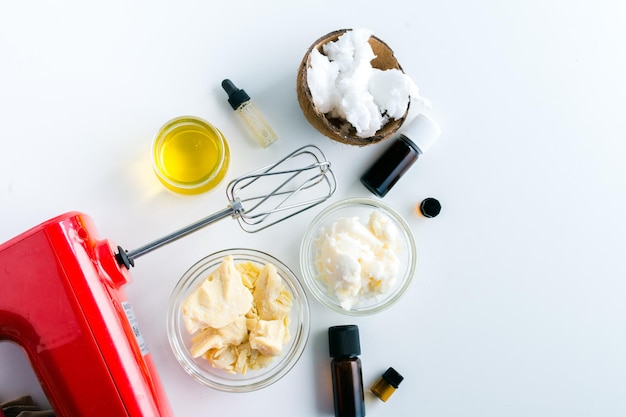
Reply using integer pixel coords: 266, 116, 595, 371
401, 114, 441, 154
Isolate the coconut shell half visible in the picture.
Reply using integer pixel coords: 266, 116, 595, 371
296, 29, 409, 146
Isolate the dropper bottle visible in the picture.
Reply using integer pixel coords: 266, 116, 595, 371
328, 325, 365, 417
221, 79, 278, 148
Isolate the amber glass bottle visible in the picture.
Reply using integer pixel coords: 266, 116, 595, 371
370, 367, 404, 402
360, 114, 441, 197
328, 325, 365, 417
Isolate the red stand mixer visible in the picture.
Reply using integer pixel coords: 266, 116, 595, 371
0, 146, 336, 416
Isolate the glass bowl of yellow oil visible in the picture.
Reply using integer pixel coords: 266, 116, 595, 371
152, 116, 230, 195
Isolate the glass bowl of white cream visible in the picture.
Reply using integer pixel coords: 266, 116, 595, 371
167, 248, 310, 392
300, 198, 417, 315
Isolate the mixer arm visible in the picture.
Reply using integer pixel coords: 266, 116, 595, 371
115, 199, 244, 269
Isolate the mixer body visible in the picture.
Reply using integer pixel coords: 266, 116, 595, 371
0, 212, 173, 416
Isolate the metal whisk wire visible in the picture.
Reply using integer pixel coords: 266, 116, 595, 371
116, 145, 336, 269
228, 145, 336, 231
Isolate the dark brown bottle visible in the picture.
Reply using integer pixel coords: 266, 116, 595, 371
329, 325, 365, 417
360, 135, 419, 198
360, 114, 441, 197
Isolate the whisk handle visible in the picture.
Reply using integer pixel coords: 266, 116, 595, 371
117, 199, 243, 268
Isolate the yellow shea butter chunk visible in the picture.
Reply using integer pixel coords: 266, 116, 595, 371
189, 316, 248, 358
208, 346, 239, 371
181, 255, 253, 333
253, 263, 293, 320
237, 261, 259, 289
249, 319, 288, 356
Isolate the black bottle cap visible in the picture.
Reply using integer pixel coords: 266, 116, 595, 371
329, 325, 361, 358
221, 79, 250, 110
419, 197, 441, 218
381, 367, 404, 388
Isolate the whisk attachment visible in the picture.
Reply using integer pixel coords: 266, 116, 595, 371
116, 145, 336, 268
227, 145, 336, 232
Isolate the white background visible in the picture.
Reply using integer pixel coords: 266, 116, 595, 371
2, 1, 626, 416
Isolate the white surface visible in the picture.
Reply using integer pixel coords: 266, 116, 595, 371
1, 1, 626, 416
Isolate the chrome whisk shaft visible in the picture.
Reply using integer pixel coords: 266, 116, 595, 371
117, 145, 336, 269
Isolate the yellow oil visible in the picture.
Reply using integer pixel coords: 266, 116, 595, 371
152, 116, 230, 195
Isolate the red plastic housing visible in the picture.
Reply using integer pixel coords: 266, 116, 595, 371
0, 212, 173, 416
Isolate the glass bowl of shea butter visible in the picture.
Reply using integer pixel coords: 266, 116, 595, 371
300, 198, 417, 316
167, 248, 310, 392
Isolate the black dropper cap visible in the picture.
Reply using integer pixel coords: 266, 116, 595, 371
329, 325, 361, 358
221, 79, 250, 110
381, 367, 404, 388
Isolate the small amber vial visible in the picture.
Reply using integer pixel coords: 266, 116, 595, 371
370, 367, 404, 402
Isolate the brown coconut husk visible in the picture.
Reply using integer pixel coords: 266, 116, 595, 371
296, 29, 409, 147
